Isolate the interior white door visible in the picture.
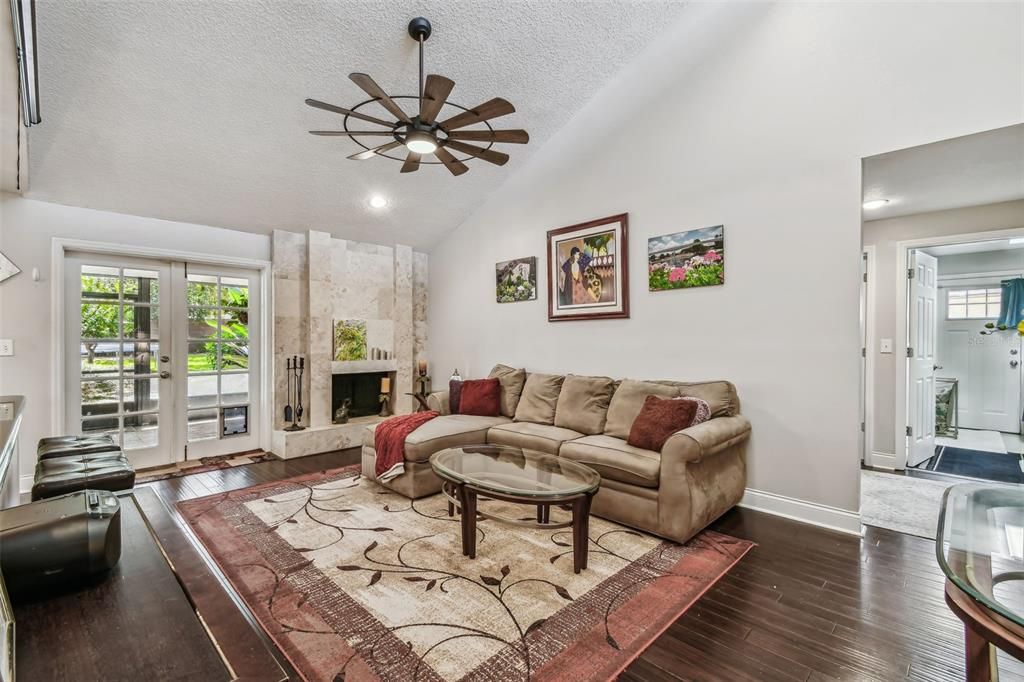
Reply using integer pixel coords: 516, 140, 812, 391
908, 251, 938, 467
938, 285, 1022, 433
65, 253, 176, 469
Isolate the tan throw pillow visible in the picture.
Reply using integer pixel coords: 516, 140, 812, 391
554, 374, 617, 435
604, 379, 680, 439
513, 373, 565, 425
488, 364, 527, 418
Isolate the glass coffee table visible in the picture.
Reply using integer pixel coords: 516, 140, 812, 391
430, 445, 601, 574
938, 484, 1024, 680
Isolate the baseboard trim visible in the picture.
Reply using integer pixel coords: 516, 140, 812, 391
869, 451, 899, 470
739, 487, 862, 536
19, 474, 33, 495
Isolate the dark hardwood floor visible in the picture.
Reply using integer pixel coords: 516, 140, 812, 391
143, 450, 1022, 681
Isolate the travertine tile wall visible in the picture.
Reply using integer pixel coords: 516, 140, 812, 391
271, 229, 427, 431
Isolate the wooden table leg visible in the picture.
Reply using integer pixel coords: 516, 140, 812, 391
571, 494, 592, 574
457, 484, 477, 559
536, 503, 550, 524
964, 623, 994, 682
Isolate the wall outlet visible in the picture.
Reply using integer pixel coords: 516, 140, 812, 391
880, 338, 893, 354
0, 403, 12, 420
0, 339, 11, 356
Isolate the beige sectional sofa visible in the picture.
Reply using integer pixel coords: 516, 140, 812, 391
361, 365, 751, 544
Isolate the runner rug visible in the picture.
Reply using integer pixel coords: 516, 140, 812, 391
178, 465, 753, 681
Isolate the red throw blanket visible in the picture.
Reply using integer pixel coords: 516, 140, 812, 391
373, 411, 439, 481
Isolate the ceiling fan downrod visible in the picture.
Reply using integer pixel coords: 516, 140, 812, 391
408, 17, 432, 109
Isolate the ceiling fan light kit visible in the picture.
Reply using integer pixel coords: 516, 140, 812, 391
305, 17, 529, 176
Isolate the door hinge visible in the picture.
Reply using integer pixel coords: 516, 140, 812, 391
861, 347, 866, 358
906, 347, 914, 358
906, 425, 913, 437
860, 421, 866, 433
863, 272, 868, 283
907, 268, 915, 280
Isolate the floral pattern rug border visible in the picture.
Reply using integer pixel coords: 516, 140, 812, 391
178, 465, 753, 681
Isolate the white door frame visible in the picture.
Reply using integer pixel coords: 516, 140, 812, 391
893, 226, 1024, 469
861, 245, 876, 466
51, 238, 273, 456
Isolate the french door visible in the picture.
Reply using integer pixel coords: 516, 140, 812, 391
65, 253, 261, 469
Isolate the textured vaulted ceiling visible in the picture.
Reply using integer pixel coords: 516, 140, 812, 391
24, 1, 687, 250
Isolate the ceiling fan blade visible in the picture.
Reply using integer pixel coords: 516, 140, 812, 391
349, 72, 412, 124
433, 146, 469, 176
444, 140, 509, 166
420, 74, 455, 123
309, 130, 397, 136
347, 141, 403, 161
439, 98, 515, 131
447, 129, 530, 144
305, 98, 395, 128
401, 152, 422, 173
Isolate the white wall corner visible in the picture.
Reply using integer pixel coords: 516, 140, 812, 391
19, 474, 32, 495
739, 488, 863, 536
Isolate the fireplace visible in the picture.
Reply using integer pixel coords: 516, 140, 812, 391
332, 372, 389, 420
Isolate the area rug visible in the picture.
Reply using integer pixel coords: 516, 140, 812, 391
178, 466, 753, 681
860, 469, 952, 539
137, 451, 277, 483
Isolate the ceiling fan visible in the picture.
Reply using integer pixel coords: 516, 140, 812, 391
305, 17, 529, 176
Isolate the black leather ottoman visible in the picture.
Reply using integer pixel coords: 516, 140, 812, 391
37, 435, 121, 460
32, 448, 135, 501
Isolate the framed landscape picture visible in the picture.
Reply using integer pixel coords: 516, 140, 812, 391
547, 213, 629, 321
496, 256, 537, 303
648, 225, 724, 291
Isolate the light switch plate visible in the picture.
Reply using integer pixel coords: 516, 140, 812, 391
0, 339, 11, 356
880, 338, 893, 354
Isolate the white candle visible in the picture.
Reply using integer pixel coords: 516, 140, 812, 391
381, 377, 391, 393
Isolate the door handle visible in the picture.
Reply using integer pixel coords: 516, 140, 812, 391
1012, 349, 1019, 356
160, 355, 170, 363
1012, 361, 1019, 369
160, 370, 171, 379
933, 365, 943, 371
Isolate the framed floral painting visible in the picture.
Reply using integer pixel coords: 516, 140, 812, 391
648, 225, 724, 291
547, 214, 629, 321
495, 256, 537, 303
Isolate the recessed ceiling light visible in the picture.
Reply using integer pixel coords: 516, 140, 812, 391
862, 199, 890, 210
368, 194, 389, 209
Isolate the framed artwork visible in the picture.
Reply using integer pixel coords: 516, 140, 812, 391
648, 225, 724, 291
496, 256, 537, 303
547, 213, 629, 321
333, 319, 367, 361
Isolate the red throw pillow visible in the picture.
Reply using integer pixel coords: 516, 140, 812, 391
457, 378, 502, 417
627, 395, 699, 451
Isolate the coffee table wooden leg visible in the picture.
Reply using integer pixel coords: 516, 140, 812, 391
964, 623, 994, 682
463, 489, 478, 559
536, 503, 550, 524
571, 494, 592, 574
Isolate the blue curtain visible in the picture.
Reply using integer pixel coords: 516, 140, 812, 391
998, 278, 1024, 328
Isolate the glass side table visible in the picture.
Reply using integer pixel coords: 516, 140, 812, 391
938, 484, 1024, 680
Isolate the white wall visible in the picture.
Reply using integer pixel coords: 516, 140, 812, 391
863, 200, 1024, 456
0, 194, 271, 483
428, 2, 1023, 516
937, 249, 1024, 276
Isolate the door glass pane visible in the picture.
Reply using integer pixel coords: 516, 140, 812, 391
188, 375, 219, 409
81, 303, 120, 339
123, 413, 159, 450
187, 408, 219, 442
187, 275, 218, 306
219, 342, 249, 370
124, 305, 160, 339
221, 373, 249, 405
124, 377, 159, 412
81, 266, 120, 300
188, 308, 219, 339
81, 379, 119, 417
123, 341, 159, 375
82, 417, 120, 444
124, 269, 160, 304
221, 309, 249, 340
220, 277, 249, 307
81, 341, 119, 377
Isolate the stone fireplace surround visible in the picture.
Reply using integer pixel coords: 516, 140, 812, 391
270, 230, 427, 459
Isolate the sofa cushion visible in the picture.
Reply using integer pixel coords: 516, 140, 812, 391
663, 380, 738, 418
458, 378, 502, 416
554, 374, 617, 435
488, 364, 527, 418
486, 422, 584, 455
604, 379, 681, 439
363, 415, 510, 463
559, 435, 660, 488
514, 373, 565, 425
628, 395, 699, 451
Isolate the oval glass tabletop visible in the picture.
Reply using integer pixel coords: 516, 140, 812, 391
937, 483, 1024, 628
429, 445, 601, 498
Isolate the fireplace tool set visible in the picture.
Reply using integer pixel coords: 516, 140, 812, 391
284, 355, 306, 431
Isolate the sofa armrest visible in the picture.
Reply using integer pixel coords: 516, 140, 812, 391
661, 416, 751, 464
425, 390, 451, 415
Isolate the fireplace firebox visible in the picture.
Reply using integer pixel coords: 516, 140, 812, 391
332, 372, 389, 419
